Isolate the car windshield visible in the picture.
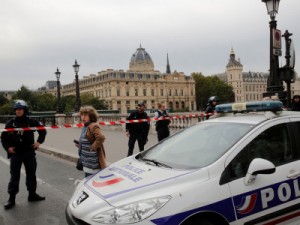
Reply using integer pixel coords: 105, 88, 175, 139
138, 122, 253, 169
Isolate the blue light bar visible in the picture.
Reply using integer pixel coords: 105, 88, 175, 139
215, 101, 283, 113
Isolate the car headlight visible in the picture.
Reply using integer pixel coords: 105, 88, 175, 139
92, 196, 171, 224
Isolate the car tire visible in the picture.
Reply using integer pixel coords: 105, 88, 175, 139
185, 219, 216, 225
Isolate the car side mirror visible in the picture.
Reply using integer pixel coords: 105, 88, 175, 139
244, 158, 275, 186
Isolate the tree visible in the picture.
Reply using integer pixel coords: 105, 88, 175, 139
61, 95, 76, 114
192, 73, 234, 111
13, 85, 34, 103
81, 93, 107, 110
0, 102, 14, 115
0, 94, 8, 106
34, 93, 56, 111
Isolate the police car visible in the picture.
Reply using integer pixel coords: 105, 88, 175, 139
66, 101, 300, 225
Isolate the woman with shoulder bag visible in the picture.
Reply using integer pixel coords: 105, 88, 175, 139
74, 106, 107, 177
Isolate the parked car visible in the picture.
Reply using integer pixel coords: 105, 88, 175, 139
66, 101, 300, 225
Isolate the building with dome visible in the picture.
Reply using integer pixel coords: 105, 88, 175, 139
60, 45, 196, 113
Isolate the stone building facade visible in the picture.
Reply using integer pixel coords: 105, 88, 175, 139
226, 48, 269, 102
60, 45, 196, 113
221, 48, 300, 102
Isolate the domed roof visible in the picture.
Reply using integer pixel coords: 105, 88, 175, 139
129, 45, 154, 72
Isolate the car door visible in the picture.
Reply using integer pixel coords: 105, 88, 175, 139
221, 118, 300, 225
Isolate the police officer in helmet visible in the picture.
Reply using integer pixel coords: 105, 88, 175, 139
205, 96, 219, 119
1, 100, 47, 210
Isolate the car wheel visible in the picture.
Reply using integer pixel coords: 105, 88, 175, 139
188, 219, 215, 225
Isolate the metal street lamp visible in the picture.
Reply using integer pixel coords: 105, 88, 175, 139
55, 67, 63, 113
261, 0, 284, 98
73, 59, 81, 112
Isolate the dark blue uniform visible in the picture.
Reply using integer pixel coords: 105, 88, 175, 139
126, 110, 150, 156
1, 116, 46, 198
155, 110, 170, 142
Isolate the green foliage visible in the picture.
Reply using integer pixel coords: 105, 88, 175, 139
0, 86, 106, 115
192, 73, 234, 111
0, 102, 14, 115
12, 85, 33, 103
34, 93, 56, 111
81, 93, 107, 110
0, 94, 8, 105
60, 95, 75, 113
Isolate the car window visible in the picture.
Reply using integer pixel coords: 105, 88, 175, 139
291, 121, 300, 158
227, 123, 293, 181
138, 122, 252, 169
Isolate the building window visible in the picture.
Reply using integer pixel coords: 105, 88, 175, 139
117, 101, 121, 105
143, 89, 147, 96
138, 74, 143, 79
160, 89, 164, 96
135, 89, 138, 96
117, 89, 120, 96
126, 100, 130, 105
135, 100, 138, 105
169, 89, 172, 96
126, 89, 130, 96
151, 89, 154, 96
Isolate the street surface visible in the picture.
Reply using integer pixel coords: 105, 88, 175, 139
0, 149, 82, 225
0, 125, 169, 225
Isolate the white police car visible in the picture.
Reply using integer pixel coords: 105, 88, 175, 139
66, 101, 300, 225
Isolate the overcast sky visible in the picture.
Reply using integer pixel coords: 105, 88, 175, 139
1, 0, 299, 90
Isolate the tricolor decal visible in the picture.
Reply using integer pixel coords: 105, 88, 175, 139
92, 174, 124, 187
236, 193, 257, 214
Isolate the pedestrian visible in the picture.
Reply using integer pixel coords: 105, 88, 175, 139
125, 102, 150, 156
74, 106, 107, 177
154, 103, 170, 142
291, 95, 300, 111
1, 100, 47, 210
205, 96, 219, 119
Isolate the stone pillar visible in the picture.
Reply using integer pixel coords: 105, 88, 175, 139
72, 113, 81, 126
55, 113, 66, 126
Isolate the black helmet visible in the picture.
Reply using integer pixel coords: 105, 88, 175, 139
13, 100, 29, 112
208, 96, 219, 103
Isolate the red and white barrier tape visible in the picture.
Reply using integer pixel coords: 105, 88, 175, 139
0, 113, 213, 133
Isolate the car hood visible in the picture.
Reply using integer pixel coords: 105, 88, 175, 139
83, 156, 207, 202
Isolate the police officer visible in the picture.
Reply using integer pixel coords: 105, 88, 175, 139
205, 96, 219, 119
1, 100, 47, 210
154, 103, 170, 142
291, 95, 300, 111
125, 102, 150, 156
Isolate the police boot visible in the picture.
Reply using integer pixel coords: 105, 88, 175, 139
28, 193, 45, 202
4, 195, 15, 210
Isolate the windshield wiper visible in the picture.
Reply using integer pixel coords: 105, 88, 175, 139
142, 158, 172, 168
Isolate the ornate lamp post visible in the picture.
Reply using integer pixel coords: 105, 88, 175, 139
55, 68, 63, 113
73, 60, 81, 112
262, 0, 284, 98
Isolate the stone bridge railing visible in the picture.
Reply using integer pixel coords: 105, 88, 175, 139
0, 112, 207, 132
